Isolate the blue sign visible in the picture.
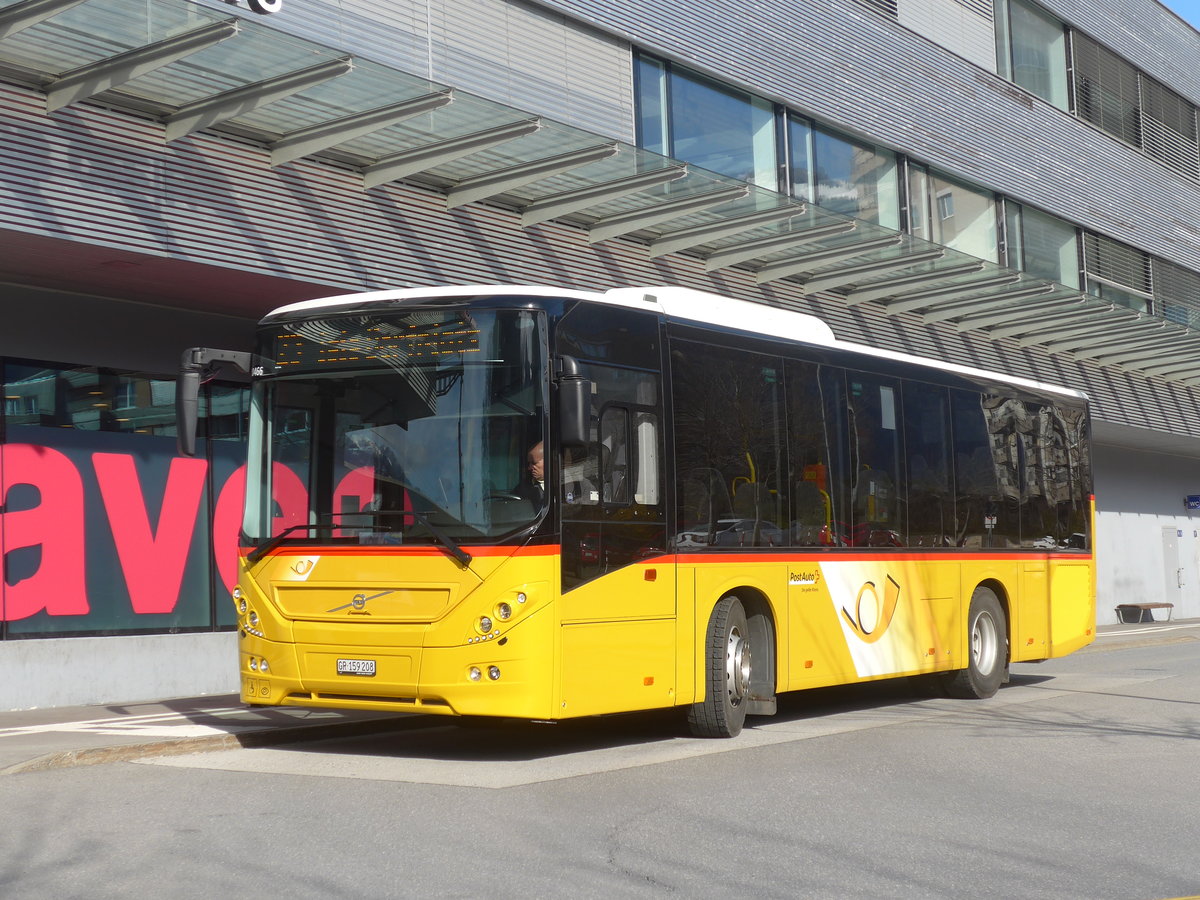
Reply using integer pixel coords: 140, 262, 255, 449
1186, 495, 1200, 510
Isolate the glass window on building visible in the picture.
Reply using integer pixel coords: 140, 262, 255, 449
635, 54, 777, 189
996, 0, 1069, 110
1083, 232, 1153, 312
1072, 32, 1142, 148
1004, 202, 1079, 287
1153, 259, 1200, 328
790, 118, 900, 228
908, 166, 999, 262
2, 360, 248, 638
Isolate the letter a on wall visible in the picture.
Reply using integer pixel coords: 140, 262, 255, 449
1, 444, 89, 621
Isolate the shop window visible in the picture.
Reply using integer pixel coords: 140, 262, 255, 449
2, 359, 248, 638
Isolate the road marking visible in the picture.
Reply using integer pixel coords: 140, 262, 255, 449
136, 673, 1164, 788
0, 706, 347, 739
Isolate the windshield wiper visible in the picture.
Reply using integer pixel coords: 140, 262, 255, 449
245, 521, 324, 564
365, 509, 473, 567
244, 511, 472, 567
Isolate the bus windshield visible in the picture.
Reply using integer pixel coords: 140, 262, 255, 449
242, 307, 547, 547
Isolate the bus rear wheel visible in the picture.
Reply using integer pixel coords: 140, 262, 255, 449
942, 586, 1007, 699
688, 596, 751, 738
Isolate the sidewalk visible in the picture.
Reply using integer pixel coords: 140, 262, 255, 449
2, 618, 1196, 776
0, 695, 417, 776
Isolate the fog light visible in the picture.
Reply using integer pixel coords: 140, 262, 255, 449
259, 659, 269, 673
495, 602, 512, 621
468, 667, 482, 682
487, 666, 501, 681
477, 616, 492, 634
516, 592, 527, 604
249, 658, 258, 671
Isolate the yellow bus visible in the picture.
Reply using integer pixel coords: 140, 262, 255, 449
178, 284, 1095, 737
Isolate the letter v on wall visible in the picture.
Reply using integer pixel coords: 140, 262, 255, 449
92, 453, 209, 615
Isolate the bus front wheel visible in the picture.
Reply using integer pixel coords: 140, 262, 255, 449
688, 596, 751, 738
942, 586, 1007, 699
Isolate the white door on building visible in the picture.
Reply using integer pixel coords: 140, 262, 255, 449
1162, 526, 1183, 607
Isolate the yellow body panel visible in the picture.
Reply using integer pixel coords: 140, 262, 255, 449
235, 540, 1096, 721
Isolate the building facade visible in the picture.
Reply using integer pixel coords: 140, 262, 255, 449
1, 0, 1198, 708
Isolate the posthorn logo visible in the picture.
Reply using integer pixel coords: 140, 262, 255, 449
224, 0, 283, 14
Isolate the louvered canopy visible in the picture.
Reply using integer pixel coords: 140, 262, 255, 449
2, 0, 1198, 384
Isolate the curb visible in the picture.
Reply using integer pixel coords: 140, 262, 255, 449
1, 714, 419, 776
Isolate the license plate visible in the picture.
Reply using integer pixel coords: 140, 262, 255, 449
336, 658, 376, 677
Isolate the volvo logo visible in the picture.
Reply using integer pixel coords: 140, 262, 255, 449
327, 589, 395, 615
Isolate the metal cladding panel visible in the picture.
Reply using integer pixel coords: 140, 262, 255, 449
1036, 0, 1200, 108
898, 0, 997, 71
1, 85, 1198, 439
528, 0, 1200, 275
189, 0, 633, 140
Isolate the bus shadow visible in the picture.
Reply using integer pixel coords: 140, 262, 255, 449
288, 673, 1059, 764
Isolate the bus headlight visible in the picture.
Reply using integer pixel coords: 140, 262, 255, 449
488, 666, 501, 681
477, 616, 493, 634
495, 602, 512, 621
468, 667, 482, 682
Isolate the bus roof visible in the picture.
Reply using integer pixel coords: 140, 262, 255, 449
262, 284, 1088, 402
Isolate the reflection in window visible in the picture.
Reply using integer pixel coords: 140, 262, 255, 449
846, 372, 903, 547
903, 383, 953, 547
908, 166, 998, 262
635, 54, 776, 188
789, 117, 900, 227
1, 364, 216, 436
952, 390, 1018, 549
996, 0, 1068, 109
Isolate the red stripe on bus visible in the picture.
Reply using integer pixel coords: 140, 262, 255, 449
242, 544, 561, 558
668, 551, 1092, 565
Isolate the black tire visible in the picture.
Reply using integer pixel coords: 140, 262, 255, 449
942, 586, 1008, 699
688, 596, 751, 738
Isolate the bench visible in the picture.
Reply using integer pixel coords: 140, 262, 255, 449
1115, 602, 1174, 624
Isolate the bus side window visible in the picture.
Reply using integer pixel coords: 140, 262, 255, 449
600, 405, 631, 504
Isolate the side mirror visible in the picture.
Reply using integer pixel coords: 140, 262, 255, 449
556, 356, 591, 449
176, 348, 274, 457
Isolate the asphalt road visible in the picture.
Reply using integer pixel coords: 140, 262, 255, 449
3, 638, 1199, 899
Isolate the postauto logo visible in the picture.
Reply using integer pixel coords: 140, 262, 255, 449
225, 0, 283, 14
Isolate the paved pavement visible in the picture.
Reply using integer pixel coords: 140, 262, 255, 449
2, 618, 1196, 776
